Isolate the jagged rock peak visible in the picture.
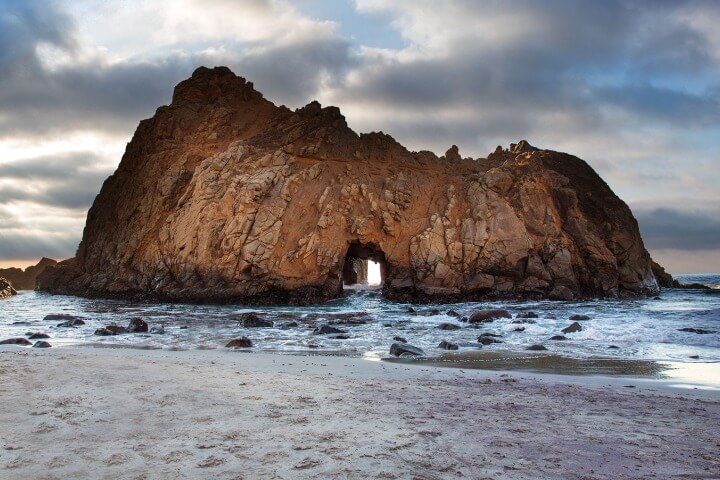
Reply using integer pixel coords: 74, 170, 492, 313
510, 140, 538, 154
444, 145, 461, 161
171, 65, 263, 105
37, 67, 661, 304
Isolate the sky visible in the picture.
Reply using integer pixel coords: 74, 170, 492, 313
0, 0, 719, 274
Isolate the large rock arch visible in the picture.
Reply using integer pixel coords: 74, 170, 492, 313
38, 66, 659, 303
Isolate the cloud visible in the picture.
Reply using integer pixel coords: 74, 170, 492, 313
0, 0, 354, 137
636, 208, 720, 251
0, 151, 113, 209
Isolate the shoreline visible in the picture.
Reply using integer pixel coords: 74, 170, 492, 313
2, 346, 719, 478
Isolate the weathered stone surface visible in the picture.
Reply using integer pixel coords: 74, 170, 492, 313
0, 258, 57, 290
36, 66, 661, 304
33, 341, 52, 348
0, 278, 17, 299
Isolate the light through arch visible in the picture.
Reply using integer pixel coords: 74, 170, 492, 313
367, 260, 382, 285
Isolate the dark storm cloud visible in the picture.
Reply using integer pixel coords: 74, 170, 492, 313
332, 0, 720, 148
0, 152, 112, 209
0, 1, 353, 137
636, 208, 720, 250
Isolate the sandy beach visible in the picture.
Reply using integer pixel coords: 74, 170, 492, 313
1, 347, 718, 479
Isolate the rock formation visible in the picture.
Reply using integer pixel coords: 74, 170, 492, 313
38, 66, 660, 304
0, 278, 17, 299
0, 257, 58, 290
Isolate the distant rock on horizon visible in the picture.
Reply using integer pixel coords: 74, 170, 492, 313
0, 257, 58, 290
38, 66, 660, 304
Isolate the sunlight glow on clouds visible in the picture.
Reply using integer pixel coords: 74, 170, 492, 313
0, 0, 719, 272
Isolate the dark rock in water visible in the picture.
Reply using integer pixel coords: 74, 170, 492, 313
331, 334, 351, 340
33, 341, 52, 348
689, 354, 700, 359
383, 323, 393, 327
446, 310, 461, 318
127, 317, 148, 333
516, 311, 538, 319
550, 335, 567, 341
678, 327, 715, 334
406, 307, 416, 314
677, 282, 711, 290
106, 325, 128, 334
436, 322, 461, 331
438, 340, 459, 350
393, 336, 407, 343
303, 311, 369, 325
95, 324, 127, 336
45, 314, 80, 321
313, 325, 346, 335
479, 332, 503, 338
561, 322, 582, 334
468, 309, 511, 323
235, 312, 273, 328
179, 325, 189, 329
512, 319, 536, 324
149, 325, 165, 334
526, 344, 548, 351
416, 308, 441, 316
548, 285, 575, 301
280, 321, 299, 330
608, 345, 619, 349
513, 327, 526, 332
226, 337, 252, 348
477, 334, 503, 345
389, 342, 425, 357
0, 337, 32, 346
459, 316, 469, 323
307, 343, 320, 349
27, 332, 50, 339
56, 318, 85, 327
569, 314, 591, 321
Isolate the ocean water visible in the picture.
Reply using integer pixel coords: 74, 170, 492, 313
1, 274, 718, 363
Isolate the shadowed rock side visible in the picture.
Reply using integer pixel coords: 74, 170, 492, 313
1, 277, 17, 299
0, 257, 58, 290
37, 66, 659, 304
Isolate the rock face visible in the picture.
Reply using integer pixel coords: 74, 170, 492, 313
37, 66, 660, 304
0, 258, 57, 290
0, 278, 17, 299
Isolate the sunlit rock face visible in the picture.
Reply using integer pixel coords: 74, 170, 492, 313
37, 66, 659, 304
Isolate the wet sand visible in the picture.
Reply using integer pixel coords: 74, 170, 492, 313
1, 346, 719, 479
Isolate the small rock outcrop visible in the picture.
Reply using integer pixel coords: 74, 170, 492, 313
0, 258, 58, 290
0, 278, 17, 299
37, 66, 661, 304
